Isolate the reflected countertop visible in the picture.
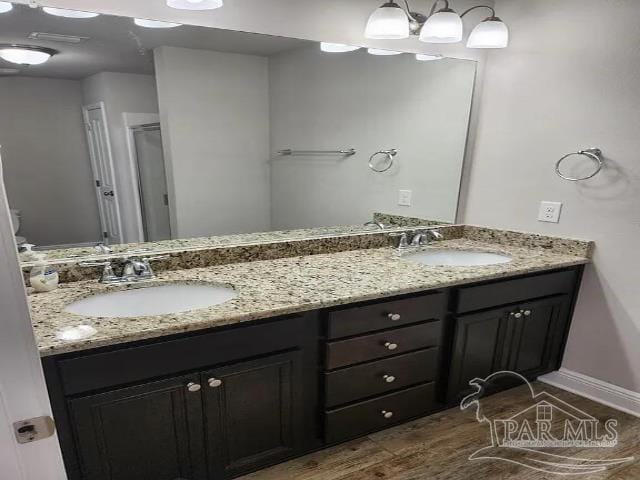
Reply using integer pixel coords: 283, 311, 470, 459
29, 237, 590, 357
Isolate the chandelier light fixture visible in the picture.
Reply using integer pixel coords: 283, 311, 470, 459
365, 0, 509, 49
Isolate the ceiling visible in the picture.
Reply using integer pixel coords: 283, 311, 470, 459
0, 3, 311, 79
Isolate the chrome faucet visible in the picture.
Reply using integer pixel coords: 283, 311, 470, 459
80, 255, 168, 284
364, 220, 386, 230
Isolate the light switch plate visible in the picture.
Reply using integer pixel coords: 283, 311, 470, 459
538, 201, 563, 223
398, 190, 412, 207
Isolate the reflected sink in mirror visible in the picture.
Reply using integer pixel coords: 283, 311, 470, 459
64, 284, 237, 318
402, 249, 513, 267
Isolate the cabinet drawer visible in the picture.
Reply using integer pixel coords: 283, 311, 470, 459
325, 383, 436, 444
326, 321, 441, 370
325, 348, 438, 407
455, 269, 576, 314
327, 292, 446, 339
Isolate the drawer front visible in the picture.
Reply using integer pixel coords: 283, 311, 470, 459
326, 321, 441, 370
327, 292, 446, 339
325, 348, 439, 407
456, 269, 576, 314
325, 383, 436, 444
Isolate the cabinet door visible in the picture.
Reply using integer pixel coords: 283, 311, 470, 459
506, 295, 570, 377
69, 374, 206, 480
447, 308, 508, 402
202, 351, 303, 478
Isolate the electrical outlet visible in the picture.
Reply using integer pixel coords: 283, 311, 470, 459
398, 190, 412, 207
538, 201, 563, 223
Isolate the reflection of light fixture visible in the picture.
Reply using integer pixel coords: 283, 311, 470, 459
43, 7, 99, 18
320, 43, 360, 53
0, 45, 56, 65
134, 18, 181, 28
416, 53, 444, 61
364, 0, 509, 49
365, 1, 410, 40
0, 2, 12, 14
467, 17, 509, 48
367, 48, 403, 56
167, 0, 223, 10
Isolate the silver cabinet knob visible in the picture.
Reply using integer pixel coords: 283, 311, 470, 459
382, 374, 396, 383
208, 378, 222, 388
387, 313, 401, 321
524, 310, 531, 316
381, 410, 394, 419
384, 342, 398, 351
514, 312, 523, 319
187, 382, 201, 392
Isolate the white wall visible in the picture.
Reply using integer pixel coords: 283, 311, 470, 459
0, 76, 100, 246
82, 72, 159, 243
269, 47, 476, 228
154, 46, 271, 237
463, 0, 640, 392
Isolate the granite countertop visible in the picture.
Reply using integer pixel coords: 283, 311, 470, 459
29, 238, 590, 356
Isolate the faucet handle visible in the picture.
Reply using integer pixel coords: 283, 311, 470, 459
389, 232, 409, 249
78, 261, 118, 283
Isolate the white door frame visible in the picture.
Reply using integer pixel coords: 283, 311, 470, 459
123, 112, 161, 243
82, 101, 124, 244
0, 150, 67, 479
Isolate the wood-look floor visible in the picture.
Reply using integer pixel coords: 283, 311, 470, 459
240, 383, 639, 480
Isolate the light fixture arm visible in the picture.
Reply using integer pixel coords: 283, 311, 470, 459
428, 0, 451, 16
460, 4, 497, 19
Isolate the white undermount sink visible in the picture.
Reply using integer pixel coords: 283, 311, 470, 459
64, 284, 237, 318
402, 249, 513, 267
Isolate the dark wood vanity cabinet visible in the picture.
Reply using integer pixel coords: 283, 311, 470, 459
44, 314, 321, 480
44, 266, 583, 480
446, 269, 581, 403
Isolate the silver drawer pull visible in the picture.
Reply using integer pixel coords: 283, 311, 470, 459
387, 313, 401, 321
524, 310, 531, 316
208, 378, 223, 388
514, 312, 523, 319
382, 374, 396, 383
381, 410, 394, 419
186, 382, 201, 393
384, 342, 398, 351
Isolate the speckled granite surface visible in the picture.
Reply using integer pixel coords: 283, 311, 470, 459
373, 212, 450, 228
30, 237, 590, 356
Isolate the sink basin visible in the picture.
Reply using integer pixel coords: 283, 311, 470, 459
64, 284, 237, 318
403, 249, 513, 267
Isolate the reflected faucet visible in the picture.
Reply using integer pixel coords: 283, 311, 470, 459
364, 220, 386, 230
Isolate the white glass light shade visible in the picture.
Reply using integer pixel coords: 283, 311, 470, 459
415, 53, 444, 61
0, 2, 13, 14
467, 19, 509, 48
320, 43, 360, 53
367, 48, 403, 56
365, 2, 409, 40
0, 48, 52, 65
419, 11, 463, 43
42, 7, 99, 18
134, 18, 181, 28
166, 0, 223, 11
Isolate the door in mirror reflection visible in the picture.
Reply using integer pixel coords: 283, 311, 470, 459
132, 125, 172, 242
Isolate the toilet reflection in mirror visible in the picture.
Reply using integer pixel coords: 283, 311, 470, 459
0, 3, 476, 255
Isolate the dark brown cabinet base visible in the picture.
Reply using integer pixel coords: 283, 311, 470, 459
44, 266, 583, 480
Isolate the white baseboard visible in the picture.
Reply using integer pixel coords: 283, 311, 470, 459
539, 368, 640, 418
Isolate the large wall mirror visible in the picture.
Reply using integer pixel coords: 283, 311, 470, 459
0, 4, 476, 257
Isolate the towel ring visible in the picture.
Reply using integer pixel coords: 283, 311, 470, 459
369, 149, 398, 173
555, 148, 603, 181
